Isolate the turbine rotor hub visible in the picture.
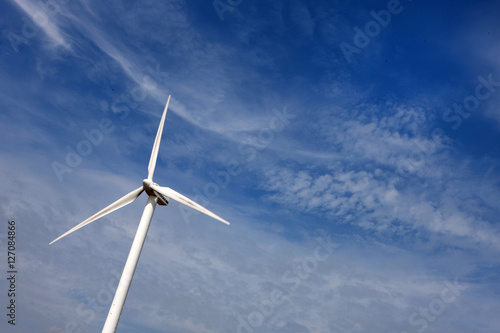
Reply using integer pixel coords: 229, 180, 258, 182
142, 179, 154, 191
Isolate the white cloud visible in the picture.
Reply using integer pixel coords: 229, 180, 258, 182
11, 0, 72, 49
259, 100, 500, 249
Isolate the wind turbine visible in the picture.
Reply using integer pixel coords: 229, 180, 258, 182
50, 95, 230, 333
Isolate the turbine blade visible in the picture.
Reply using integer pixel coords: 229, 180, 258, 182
148, 95, 171, 180
50, 186, 144, 245
150, 184, 230, 225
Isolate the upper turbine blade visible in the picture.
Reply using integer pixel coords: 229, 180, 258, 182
50, 186, 144, 245
150, 184, 230, 225
148, 95, 171, 180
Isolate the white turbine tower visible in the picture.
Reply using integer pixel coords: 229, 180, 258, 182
50, 95, 230, 333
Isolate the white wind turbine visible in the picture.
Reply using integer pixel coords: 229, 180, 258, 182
50, 95, 230, 333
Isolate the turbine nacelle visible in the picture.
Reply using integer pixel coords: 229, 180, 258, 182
143, 179, 169, 206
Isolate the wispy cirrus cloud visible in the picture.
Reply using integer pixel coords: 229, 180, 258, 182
10, 0, 72, 49
259, 99, 500, 251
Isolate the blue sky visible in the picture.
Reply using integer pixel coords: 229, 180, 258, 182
1, 0, 500, 332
